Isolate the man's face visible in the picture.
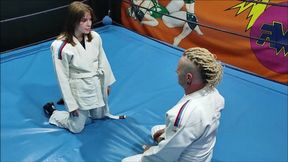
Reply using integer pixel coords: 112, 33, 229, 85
177, 57, 186, 87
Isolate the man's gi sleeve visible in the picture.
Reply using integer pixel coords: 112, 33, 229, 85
51, 43, 78, 112
142, 121, 205, 162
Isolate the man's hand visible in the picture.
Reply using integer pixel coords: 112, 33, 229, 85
70, 109, 79, 117
153, 128, 165, 143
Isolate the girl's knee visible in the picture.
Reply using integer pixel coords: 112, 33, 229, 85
69, 124, 85, 133
68, 116, 86, 133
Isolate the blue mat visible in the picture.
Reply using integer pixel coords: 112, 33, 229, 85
1, 25, 287, 162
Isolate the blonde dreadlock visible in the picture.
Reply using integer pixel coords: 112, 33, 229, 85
183, 47, 223, 88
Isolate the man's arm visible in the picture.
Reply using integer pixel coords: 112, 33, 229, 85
142, 122, 204, 162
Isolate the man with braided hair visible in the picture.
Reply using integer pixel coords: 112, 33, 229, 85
122, 47, 224, 162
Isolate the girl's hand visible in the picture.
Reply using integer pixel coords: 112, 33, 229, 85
70, 109, 79, 117
107, 86, 111, 96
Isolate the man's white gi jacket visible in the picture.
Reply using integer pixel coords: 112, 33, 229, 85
142, 87, 225, 162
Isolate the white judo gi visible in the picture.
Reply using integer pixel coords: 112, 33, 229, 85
122, 87, 224, 162
49, 31, 116, 133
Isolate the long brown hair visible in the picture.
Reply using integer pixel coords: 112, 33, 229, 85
59, 1, 95, 46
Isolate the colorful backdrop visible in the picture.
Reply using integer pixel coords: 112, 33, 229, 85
121, 0, 288, 84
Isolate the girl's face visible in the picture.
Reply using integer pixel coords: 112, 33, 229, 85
75, 12, 92, 35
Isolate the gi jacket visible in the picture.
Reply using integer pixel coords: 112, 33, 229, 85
142, 87, 225, 162
51, 31, 115, 112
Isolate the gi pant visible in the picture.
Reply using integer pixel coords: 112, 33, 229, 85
49, 107, 106, 133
